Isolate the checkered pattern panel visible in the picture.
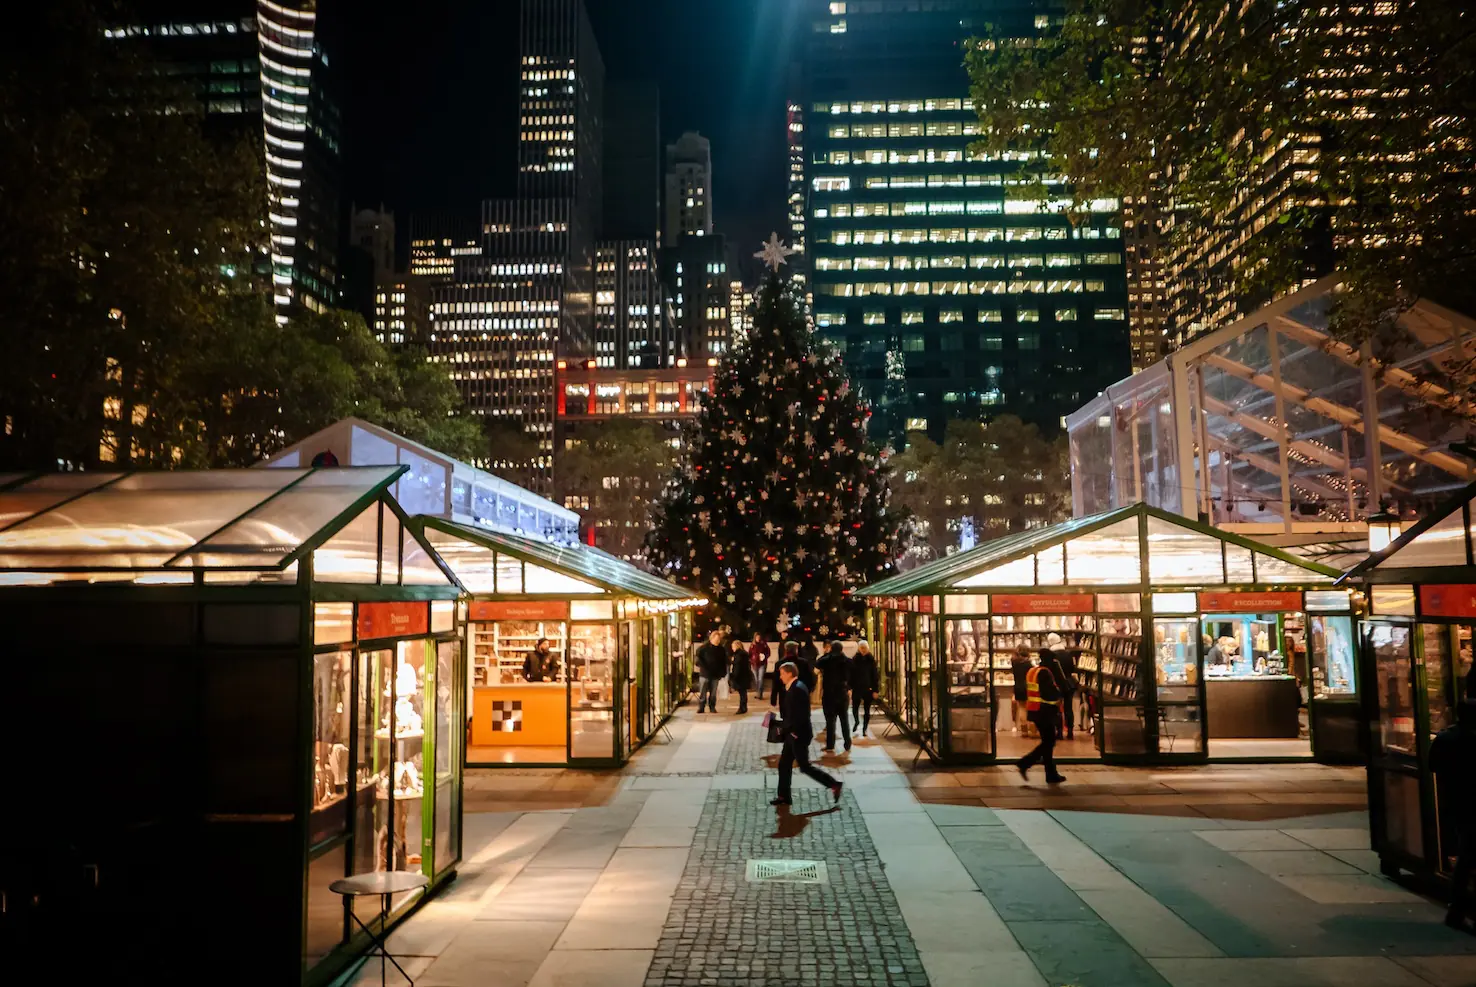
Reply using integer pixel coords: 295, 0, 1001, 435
492, 700, 523, 733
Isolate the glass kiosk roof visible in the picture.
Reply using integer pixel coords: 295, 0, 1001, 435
0, 467, 443, 583
860, 503, 1341, 597
1344, 480, 1476, 582
421, 517, 703, 602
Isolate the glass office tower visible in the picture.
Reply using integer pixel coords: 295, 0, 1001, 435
803, 0, 1131, 442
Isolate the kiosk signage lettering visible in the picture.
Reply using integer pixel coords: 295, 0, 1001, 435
358, 602, 429, 639
1197, 591, 1302, 612
469, 600, 571, 622
1419, 585, 1476, 620
992, 594, 1094, 614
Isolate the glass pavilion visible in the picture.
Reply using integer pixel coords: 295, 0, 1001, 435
420, 518, 704, 767
1067, 278, 1476, 530
1343, 479, 1476, 893
0, 467, 464, 986
860, 503, 1359, 765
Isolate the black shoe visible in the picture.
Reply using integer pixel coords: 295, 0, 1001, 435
1046, 774, 1067, 785
1017, 762, 1029, 780
770, 797, 792, 806
844, 743, 852, 752
831, 782, 844, 803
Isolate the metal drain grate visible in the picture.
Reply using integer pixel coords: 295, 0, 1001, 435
745, 859, 829, 884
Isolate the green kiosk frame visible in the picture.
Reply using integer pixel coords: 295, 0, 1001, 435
0, 467, 464, 986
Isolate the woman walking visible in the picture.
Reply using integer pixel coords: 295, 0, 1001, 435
749, 633, 771, 701
728, 638, 753, 714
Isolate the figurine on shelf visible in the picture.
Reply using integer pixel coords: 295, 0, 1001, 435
394, 657, 419, 698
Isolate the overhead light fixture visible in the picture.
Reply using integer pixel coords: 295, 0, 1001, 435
1367, 507, 1403, 554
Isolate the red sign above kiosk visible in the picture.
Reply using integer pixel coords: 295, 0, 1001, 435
358, 601, 429, 639
1419, 585, 1476, 620
469, 600, 571, 622
1197, 591, 1303, 612
992, 594, 1095, 615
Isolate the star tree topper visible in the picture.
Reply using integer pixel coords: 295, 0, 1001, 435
754, 233, 796, 272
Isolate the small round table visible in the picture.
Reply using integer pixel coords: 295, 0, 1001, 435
330, 871, 431, 987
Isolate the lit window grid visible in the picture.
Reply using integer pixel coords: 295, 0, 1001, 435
256, 0, 315, 314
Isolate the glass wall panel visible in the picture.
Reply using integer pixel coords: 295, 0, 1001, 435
1254, 552, 1321, 584
1225, 544, 1254, 583
385, 640, 428, 905
304, 843, 347, 967
380, 508, 401, 584
423, 530, 496, 592
570, 623, 616, 758
1037, 544, 1064, 585
953, 554, 1036, 587
1063, 518, 1141, 584
1370, 623, 1415, 755
1423, 625, 1453, 735
916, 615, 936, 742
402, 527, 451, 585
524, 562, 602, 594
1146, 518, 1225, 584
1371, 586, 1416, 615
944, 619, 992, 754
433, 641, 456, 874
495, 552, 524, 593
1309, 616, 1356, 697
1153, 617, 1203, 754
353, 649, 390, 925
311, 650, 353, 846
313, 506, 380, 583
315, 603, 355, 646
1385, 507, 1469, 568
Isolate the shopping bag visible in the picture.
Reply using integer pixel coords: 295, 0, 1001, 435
717, 677, 730, 701
763, 712, 785, 744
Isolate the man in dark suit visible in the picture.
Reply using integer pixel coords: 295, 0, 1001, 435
772, 662, 843, 806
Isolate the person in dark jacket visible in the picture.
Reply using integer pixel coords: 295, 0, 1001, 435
799, 638, 820, 663
1432, 701, 1476, 930
728, 639, 753, 714
749, 633, 771, 699
1009, 645, 1033, 735
1018, 649, 1066, 784
695, 631, 728, 713
522, 638, 558, 682
850, 640, 880, 738
1046, 646, 1079, 740
771, 640, 800, 706
815, 641, 853, 752
772, 661, 843, 806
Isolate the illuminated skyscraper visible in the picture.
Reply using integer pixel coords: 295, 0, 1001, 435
106, 1, 342, 321
802, 0, 1130, 441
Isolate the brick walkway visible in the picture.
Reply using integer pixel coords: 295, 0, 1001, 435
645, 750, 929, 986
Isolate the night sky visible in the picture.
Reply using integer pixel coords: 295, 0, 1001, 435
341, 0, 807, 272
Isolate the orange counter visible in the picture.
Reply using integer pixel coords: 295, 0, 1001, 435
472, 684, 568, 747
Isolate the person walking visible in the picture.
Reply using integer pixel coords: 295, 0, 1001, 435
1018, 649, 1066, 784
695, 630, 728, 714
799, 637, 820, 663
771, 641, 800, 706
1431, 701, 1476, 930
749, 633, 771, 700
1009, 645, 1033, 735
815, 641, 853, 752
850, 639, 879, 738
771, 661, 843, 806
1045, 639, 1079, 741
728, 638, 753, 714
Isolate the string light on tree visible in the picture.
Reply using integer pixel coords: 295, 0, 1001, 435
645, 234, 906, 635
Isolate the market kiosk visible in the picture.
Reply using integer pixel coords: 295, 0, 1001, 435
1343, 481, 1476, 890
417, 517, 702, 766
0, 467, 464, 985
860, 503, 1359, 765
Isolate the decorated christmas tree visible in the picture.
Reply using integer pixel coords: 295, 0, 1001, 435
647, 235, 905, 638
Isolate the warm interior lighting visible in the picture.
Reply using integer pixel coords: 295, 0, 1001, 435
1367, 509, 1403, 553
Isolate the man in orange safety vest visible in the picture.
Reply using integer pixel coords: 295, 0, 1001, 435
1018, 649, 1066, 784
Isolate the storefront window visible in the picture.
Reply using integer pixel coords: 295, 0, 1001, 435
1062, 517, 1141, 584
1370, 623, 1416, 756
384, 640, 427, 903
1309, 616, 1356, 697
915, 615, 935, 740
570, 622, 616, 759
944, 619, 992, 754
353, 649, 389, 924
304, 843, 347, 966
311, 650, 353, 846
1146, 518, 1224, 583
434, 640, 456, 874
1424, 625, 1453, 735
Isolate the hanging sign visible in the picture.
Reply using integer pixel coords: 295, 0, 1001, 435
357, 602, 428, 639
1197, 591, 1303, 613
992, 594, 1095, 615
1419, 585, 1476, 620
468, 600, 570, 622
